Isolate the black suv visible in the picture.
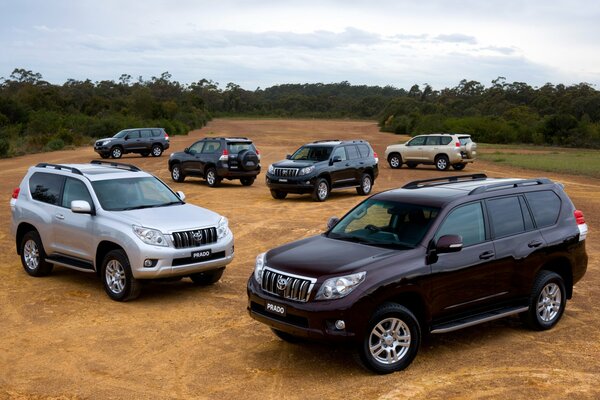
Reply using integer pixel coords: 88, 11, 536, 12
94, 128, 170, 159
168, 137, 260, 187
247, 174, 588, 373
266, 140, 379, 201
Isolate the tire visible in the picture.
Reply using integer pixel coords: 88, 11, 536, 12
452, 163, 466, 171
406, 163, 417, 169
270, 190, 287, 200
171, 163, 185, 182
388, 153, 402, 169
522, 271, 566, 331
101, 249, 141, 302
205, 167, 221, 187
20, 231, 53, 277
271, 328, 302, 343
435, 155, 450, 171
240, 177, 255, 186
110, 146, 123, 159
141, 151, 150, 157
357, 303, 421, 374
356, 173, 373, 195
190, 268, 224, 285
151, 144, 163, 157
312, 178, 330, 202
100, 153, 110, 159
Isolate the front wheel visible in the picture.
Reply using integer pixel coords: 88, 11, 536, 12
151, 144, 163, 157
522, 271, 566, 330
357, 303, 421, 374
111, 146, 123, 159
270, 190, 287, 200
171, 164, 185, 182
240, 177, 255, 186
205, 167, 221, 187
435, 155, 450, 171
190, 268, 224, 285
356, 173, 373, 195
101, 249, 141, 301
20, 231, 53, 277
312, 178, 330, 202
388, 153, 402, 169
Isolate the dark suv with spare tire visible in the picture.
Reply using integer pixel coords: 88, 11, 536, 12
266, 140, 379, 201
247, 174, 588, 373
168, 137, 261, 187
94, 128, 170, 159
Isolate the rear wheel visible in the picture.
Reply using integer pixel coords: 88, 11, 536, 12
388, 153, 402, 169
171, 164, 185, 182
151, 144, 163, 157
356, 173, 372, 195
240, 177, 255, 186
20, 231, 53, 277
205, 167, 221, 187
190, 268, 224, 285
357, 303, 421, 374
406, 162, 418, 169
270, 190, 287, 200
141, 151, 150, 157
101, 249, 141, 302
435, 155, 450, 171
522, 271, 566, 330
452, 163, 466, 171
312, 178, 330, 202
111, 146, 123, 159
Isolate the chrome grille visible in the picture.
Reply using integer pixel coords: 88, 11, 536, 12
172, 227, 217, 249
261, 268, 315, 302
273, 168, 299, 177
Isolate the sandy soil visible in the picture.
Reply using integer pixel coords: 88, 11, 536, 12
1, 119, 598, 400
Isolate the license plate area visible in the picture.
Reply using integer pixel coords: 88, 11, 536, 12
191, 249, 212, 260
265, 301, 286, 316
279, 178, 288, 183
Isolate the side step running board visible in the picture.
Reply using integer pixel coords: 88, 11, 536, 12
46, 256, 95, 273
431, 306, 529, 334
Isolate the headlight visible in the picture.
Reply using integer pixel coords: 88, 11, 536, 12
254, 252, 266, 283
132, 225, 168, 247
102, 139, 111, 146
216, 216, 230, 239
268, 164, 275, 174
298, 166, 315, 175
315, 271, 366, 300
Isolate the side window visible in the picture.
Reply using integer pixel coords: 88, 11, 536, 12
152, 129, 162, 137
487, 196, 525, 238
29, 172, 64, 206
127, 131, 140, 139
519, 197, 535, 231
332, 146, 347, 161
346, 145, 360, 160
189, 141, 204, 154
62, 178, 93, 208
440, 136, 452, 145
201, 141, 221, 154
435, 202, 486, 246
525, 191, 561, 228
425, 136, 441, 146
407, 137, 426, 146
357, 144, 370, 157
140, 129, 152, 139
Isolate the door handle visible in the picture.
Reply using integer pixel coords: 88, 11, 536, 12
479, 251, 495, 260
528, 240, 543, 248
55, 213, 65, 220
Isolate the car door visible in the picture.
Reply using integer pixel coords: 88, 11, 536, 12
140, 129, 153, 151
52, 177, 96, 265
424, 135, 441, 161
428, 201, 500, 318
124, 130, 141, 151
27, 172, 65, 255
329, 146, 352, 187
403, 136, 426, 161
198, 140, 222, 174
182, 140, 205, 175
345, 144, 362, 185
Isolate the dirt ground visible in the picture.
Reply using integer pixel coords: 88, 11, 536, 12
1, 119, 598, 400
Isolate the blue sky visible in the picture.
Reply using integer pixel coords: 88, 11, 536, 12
2, 0, 599, 90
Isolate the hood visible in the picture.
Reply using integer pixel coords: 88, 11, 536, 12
112, 203, 222, 232
96, 137, 113, 143
266, 235, 398, 277
272, 159, 319, 168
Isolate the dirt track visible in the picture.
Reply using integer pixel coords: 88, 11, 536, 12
1, 119, 598, 399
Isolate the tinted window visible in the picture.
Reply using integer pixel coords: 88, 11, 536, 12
407, 137, 426, 146
357, 144, 370, 157
440, 137, 452, 145
459, 136, 472, 145
346, 145, 360, 160
140, 129, 152, 138
127, 131, 140, 139
228, 142, 255, 154
435, 202, 486, 246
425, 136, 441, 145
487, 196, 525, 238
152, 129, 163, 137
188, 141, 204, 154
525, 191, 561, 228
29, 172, 64, 206
62, 178, 93, 208
331, 146, 347, 161
201, 141, 221, 154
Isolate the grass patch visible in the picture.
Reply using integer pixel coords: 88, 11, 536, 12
478, 146, 600, 178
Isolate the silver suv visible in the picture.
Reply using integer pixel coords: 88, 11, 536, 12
10, 160, 234, 301
385, 133, 477, 171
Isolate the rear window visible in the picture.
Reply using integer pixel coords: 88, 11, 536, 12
487, 196, 526, 238
346, 145, 360, 160
227, 142, 255, 154
525, 191, 561, 228
140, 129, 152, 139
29, 172, 64, 206
152, 129, 163, 137
357, 144, 370, 157
440, 137, 452, 145
459, 137, 472, 145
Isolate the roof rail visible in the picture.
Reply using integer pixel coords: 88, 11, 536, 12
403, 174, 487, 189
90, 160, 141, 172
312, 139, 342, 143
35, 163, 83, 175
468, 178, 552, 195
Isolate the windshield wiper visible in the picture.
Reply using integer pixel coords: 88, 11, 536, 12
119, 201, 182, 211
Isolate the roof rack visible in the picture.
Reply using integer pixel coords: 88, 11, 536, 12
468, 178, 552, 195
403, 174, 487, 189
35, 163, 83, 175
312, 139, 342, 143
90, 160, 141, 172
206, 137, 250, 141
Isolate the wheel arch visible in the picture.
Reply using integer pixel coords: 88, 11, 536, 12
539, 257, 573, 299
16, 222, 38, 255
96, 241, 125, 275
204, 163, 217, 178
387, 152, 401, 161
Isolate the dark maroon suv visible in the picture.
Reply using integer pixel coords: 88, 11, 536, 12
247, 174, 588, 374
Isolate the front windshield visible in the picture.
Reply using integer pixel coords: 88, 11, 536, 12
291, 146, 332, 162
92, 177, 183, 211
113, 130, 128, 138
328, 199, 439, 248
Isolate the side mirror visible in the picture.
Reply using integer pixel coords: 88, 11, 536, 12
176, 191, 186, 201
285, 154, 292, 160
436, 234, 463, 254
331, 155, 342, 163
327, 216, 339, 230
184, 147, 190, 153
71, 200, 93, 214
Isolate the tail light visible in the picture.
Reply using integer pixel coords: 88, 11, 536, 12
574, 210, 585, 225
373, 152, 379, 164
12, 187, 20, 199
219, 149, 229, 161
165, 133, 170, 140
256, 148, 261, 160
455, 142, 461, 147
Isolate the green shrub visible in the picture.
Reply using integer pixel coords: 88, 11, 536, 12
0, 138, 9, 157
46, 138, 65, 151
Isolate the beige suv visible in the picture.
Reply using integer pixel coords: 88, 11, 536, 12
385, 133, 477, 171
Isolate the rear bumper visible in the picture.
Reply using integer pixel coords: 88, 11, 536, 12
216, 164, 261, 179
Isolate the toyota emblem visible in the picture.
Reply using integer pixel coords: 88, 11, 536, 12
276, 277, 289, 291
192, 231, 203, 243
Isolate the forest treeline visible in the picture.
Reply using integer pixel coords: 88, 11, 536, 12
1, 68, 599, 157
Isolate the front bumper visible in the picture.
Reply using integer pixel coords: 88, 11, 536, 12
246, 276, 358, 343
129, 232, 234, 279
265, 174, 316, 194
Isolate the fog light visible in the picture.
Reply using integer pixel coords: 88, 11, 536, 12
143, 259, 157, 268
335, 320, 346, 330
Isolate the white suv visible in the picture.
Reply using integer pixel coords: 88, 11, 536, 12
10, 161, 234, 301
385, 133, 477, 171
